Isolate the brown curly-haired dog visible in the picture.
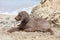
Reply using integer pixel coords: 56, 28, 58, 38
7, 11, 54, 35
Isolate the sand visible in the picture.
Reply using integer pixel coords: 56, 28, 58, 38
0, 14, 60, 40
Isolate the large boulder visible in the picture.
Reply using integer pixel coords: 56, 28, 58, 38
30, 0, 60, 27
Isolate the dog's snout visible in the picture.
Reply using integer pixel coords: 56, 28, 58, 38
15, 17, 17, 20
15, 17, 18, 20
15, 17, 20, 21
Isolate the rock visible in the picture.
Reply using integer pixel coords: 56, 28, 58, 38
30, 0, 60, 27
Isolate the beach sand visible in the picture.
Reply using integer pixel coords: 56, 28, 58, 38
0, 14, 60, 40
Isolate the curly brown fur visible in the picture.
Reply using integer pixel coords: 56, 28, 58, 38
7, 11, 54, 35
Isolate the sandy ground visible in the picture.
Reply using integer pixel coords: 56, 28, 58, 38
0, 14, 60, 40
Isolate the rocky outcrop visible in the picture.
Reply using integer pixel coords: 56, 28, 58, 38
30, 0, 60, 27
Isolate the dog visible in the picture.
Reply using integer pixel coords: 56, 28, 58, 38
7, 11, 54, 35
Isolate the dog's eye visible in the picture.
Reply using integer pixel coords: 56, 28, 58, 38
18, 15, 22, 18
18, 14, 20, 16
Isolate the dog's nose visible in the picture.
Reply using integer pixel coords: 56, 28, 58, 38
15, 17, 17, 20
15, 17, 20, 21
15, 17, 18, 20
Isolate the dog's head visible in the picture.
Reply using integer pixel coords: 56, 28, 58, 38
15, 11, 28, 21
